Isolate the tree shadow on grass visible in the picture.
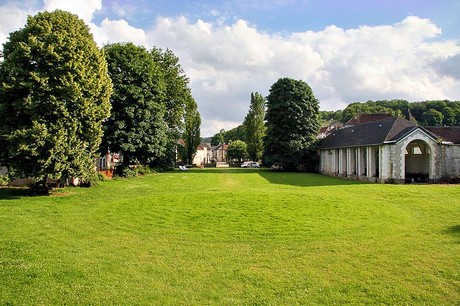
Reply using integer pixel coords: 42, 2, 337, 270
258, 170, 368, 187
445, 225, 460, 243
183, 168, 264, 174
182, 168, 367, 187
0, 187, 31, 200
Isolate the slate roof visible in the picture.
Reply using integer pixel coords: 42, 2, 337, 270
345, 113, 394, 126
320, 117, 417, 149
425, 127, 460, 144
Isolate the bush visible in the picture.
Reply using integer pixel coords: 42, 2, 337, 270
121, 167, 137, 178
0, 174, 11, 186
80, 171, 101, 187
136, 166, 152, 175
98, 172, 108, 181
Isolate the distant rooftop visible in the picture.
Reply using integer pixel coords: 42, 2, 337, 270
425, 127, 460, 144
345, 113, 393, 126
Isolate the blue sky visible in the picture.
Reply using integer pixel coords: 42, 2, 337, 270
0, 0, 459, 136
92, 0, 460, 38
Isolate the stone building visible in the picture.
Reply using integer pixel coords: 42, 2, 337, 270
319, 116, 460, 183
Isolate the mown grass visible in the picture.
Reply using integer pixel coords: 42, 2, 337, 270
0, 168, 459, 305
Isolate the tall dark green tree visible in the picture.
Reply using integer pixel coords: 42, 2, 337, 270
263, 77, 320, 170
102, 43, 167, 167
0, 10, 112, 187
182, 97, 201, 164
243, 92, 266, 162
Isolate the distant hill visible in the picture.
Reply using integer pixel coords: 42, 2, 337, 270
320, 99, 460, 127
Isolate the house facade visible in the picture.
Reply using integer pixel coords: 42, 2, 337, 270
192, 143, 212, 166
319, 116, 460, 183
211, 143, 228, 163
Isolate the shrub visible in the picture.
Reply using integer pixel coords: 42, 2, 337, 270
121, 167, 137, 178
136, 166, 152, 175
0, 174, 11, 186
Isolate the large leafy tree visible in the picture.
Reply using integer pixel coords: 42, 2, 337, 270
263, 77, 320, 170
243, 92, 266, 162
151, 47, 199, 169
227, 140, 248, 162
151, 47, 189, 132
0, 10, 112, 186
102, 43, 167, 167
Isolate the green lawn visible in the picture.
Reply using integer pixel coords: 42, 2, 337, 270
0, 169, 459, 305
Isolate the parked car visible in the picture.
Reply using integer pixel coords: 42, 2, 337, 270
241, 162, 260, 168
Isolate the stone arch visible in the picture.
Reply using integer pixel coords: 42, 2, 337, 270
404, 139, 432, 182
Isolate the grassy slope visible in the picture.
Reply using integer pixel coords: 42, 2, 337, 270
0, 169, 459, 305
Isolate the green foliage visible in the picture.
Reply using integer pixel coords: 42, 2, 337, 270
0, 10, 112, 184
264, 78, 320, 170
225, 125, 246, 143
135, 166, 153, 175
0, 174, 10, 186
182, 98, 201, 165
211, 126, 246, 146
441, 106, 456, 126
121, 167, 137, 178
97, 172, 108, 182
325, 99, 460, 126
422, 109, 444, 126
80, 169, 103, 187
150, 47, 194, 169
102, 43, 168, 167
211, 128, 225, 146
227, 140, 248, 162
340, 100, 401, 123
151, 47, 189, 132
243, 92, 266, 161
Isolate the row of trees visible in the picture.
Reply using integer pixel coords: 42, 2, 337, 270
0, 10, 200, 188
213, 92, 266, 162
218, 78, 321, 171
102, 43, 200, 169
321, 99, 460, 126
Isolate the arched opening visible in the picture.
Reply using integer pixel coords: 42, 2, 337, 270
405, 140, 431, 183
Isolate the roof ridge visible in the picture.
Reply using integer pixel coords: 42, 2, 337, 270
384, 117, 400, 141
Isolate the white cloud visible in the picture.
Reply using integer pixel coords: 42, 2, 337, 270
91, 18, 147, 46
0, 5, 32, 44
43, 0, 101, 22
143, 15, 460, 135
0, 1, 459, 136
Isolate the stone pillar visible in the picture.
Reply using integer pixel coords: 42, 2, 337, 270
366, 147, 372, 177
346, 148, 351, 176
338, 149, 343, 174
357, 147, 361, 178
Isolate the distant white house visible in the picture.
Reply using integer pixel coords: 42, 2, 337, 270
192, 143, 212, 167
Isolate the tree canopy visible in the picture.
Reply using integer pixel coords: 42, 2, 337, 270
150, 47, 200, 169
227, 140, 248, 162
264, 77, 320, 170
322, 99, 460, 126
243, 92, 266, 162
102, 42, 167, 167
0, 10, 112, 186
181, 96, 201, 165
